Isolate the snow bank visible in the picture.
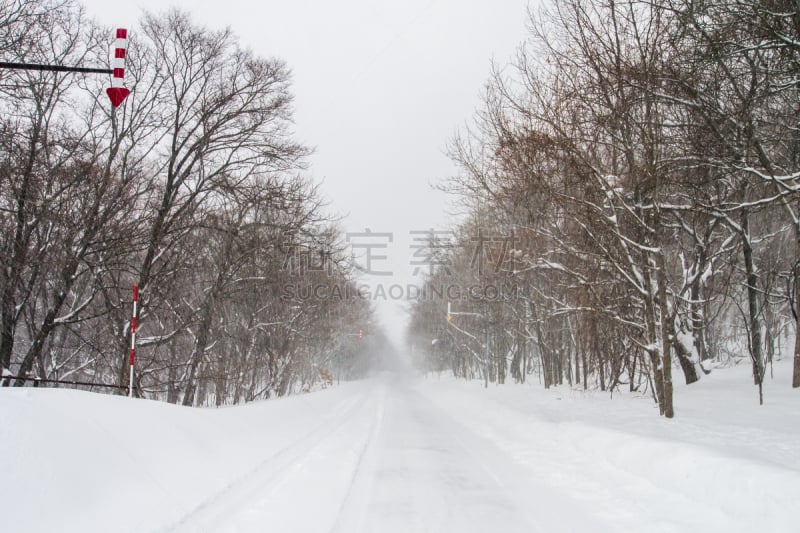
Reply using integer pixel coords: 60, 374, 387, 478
0, 383, 370, 533
416, 359, 800, 533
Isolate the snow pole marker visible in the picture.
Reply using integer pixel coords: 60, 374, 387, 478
129, 283, 138, 398
0, 27, 129, 109
106, 28, 130, 108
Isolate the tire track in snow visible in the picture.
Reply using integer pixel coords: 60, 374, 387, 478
157, 389, 372, 532
327, 386, 386, 533
402, 384, 604, 533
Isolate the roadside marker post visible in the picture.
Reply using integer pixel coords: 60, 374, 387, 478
0, 28, 130, 109
106, 28, 130, 108
129, 283, 138, 398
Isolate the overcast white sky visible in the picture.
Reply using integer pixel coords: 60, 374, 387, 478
81, 0, 531, 345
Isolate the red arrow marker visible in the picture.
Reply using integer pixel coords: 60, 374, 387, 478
107, 28, 129, 108
107, 87, 130, 108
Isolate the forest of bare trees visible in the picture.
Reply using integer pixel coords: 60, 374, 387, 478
0, 0, 373, 404
408, 0, 800, 417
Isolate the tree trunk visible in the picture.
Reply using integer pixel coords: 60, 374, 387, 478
793, 263, 800, 388
581, 345, 588, 391
672, 335, 700, 385
597, 351, 606, 392
690, 272, 709, 361
14, 304, 62, 386
742, 213, 765, 393
670, 315, 701, 385
643, 268, 666, 415
13, 260, 79, 386
628, 350, 637, 392
182, 313, 213, 407
0, 293, 16, 384
1, 124, 41, 384
657, 250, 675, 418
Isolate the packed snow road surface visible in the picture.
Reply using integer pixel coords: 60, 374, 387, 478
1, 362, 799, 532
166, 377, 595, 533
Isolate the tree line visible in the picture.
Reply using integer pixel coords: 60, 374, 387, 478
0, 0, 373, 405
408, 0, 800, 417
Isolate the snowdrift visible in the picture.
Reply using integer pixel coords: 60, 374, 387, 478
1, 361, 798, 532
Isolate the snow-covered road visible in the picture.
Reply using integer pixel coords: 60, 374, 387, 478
1, 361, 799, 532
167, 377, 597, 533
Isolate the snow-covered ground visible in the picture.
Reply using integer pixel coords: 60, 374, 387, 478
1, 360, 798, 532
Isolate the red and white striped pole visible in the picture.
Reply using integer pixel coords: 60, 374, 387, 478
106, 28, 130, 108
129, 283, 138, 398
